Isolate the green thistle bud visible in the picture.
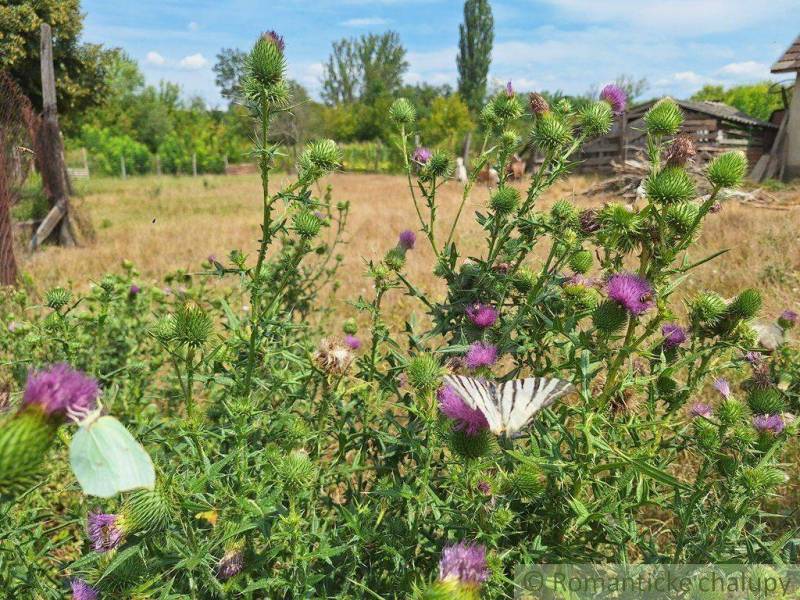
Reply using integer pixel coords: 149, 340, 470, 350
342, 318, 358, 335
292, 210, 322, 239
506, 464, 545, 499
747, 387, 785, 415
298, 139, 341, 181
728, 288, 762, 319
384, 247, 406, 271
563, 285, 599, 309
513, 268, 536, 293
247, 36, 286, 88
550, 199, 580, 230
490, 93, 524, 122
645, 167, 696, 204
151, 315, 176, 344
578, 101, 613, 137
480, 103, 500, 129
499, 128, 520, 150
554, 98, 573, 115
689, 292, 727, 327
406, 353, 443, 394
569, 250, 593, 274
532, 112, 572, 152
99, 276, 116, 294
598, 203, 643, 253
739, 465, 787, 492
717, 454, 737, 477
389, 98, 416, 126
707, 151, 747, 189
278, 450, 316, 493
0, 408, 58, 496
173, 304, 213, 348
421, 580, 478, 600
422, 151, 453, 180
718, 398, 747, 426
664, 202, 699, 235
448, 429, 497, 460
656, 374, 678, 396
693, 418, 719, 450
593, 300, 627, 334
45, 287, 71, 310
121, 489, 171, 534
490, 187, 520, 215
733, 424, 757, 446
644, 98, 683, 136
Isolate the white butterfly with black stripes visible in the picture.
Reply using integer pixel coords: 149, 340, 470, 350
444, 374, 574, 437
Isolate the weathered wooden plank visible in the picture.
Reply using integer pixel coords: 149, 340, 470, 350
29, 199, 66, 250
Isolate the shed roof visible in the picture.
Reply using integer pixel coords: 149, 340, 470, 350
629, 98, 777, 129
771, 35, 800, 73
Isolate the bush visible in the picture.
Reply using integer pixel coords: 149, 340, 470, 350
78, 125, 151, 176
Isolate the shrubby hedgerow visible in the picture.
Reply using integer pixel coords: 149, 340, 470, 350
0, 36, 799, 599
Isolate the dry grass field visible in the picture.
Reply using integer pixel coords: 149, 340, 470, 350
17, 172, 800, 320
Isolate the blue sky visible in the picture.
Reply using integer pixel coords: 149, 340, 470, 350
82, 0, 799, 107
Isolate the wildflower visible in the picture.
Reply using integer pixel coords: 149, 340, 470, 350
217, 545, 245, 580
492, 262, 511, 274
745, 351, 764, 366
752, 414, 785, 435
70, 579, 98, 600
709, 202, 722, 214
690, 402, 713, 418
129, 284, 141, 296
7, 321, 18, 332
398, 229, 417, 250
528, 92, 550, 115
661, 323, 687, 349
262, 30, 285, 52
779, 309, 798, 329
208, 254, 217, 263
344, 335, 361, 350
313, 338, 353, 375
476, 481, 492, 496
664, 134, 696, 167
412, 147, 432, 165
87, 511, 125, 553
564, 273, 592, 287
439, 542, 489, 586
23, 364, 99, 423
465, 303, 498, 329
713, 378, 731, 399
464, 342, 498, 370
505, 80, 514, 97
438, 385, 489, 436
600, 84, 627, 115
606, 273, 654, 315
579, 208, 601, 234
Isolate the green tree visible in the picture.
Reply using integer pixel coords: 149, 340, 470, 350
691, 82, 789, 121
0, 0, 114, 116
456, 0, 494, 115
213, 48, 248, 103
419, 94, 474, 151
321, 32, 408, 106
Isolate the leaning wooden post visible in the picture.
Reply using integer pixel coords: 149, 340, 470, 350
120, 154, 126, 179
82, 147, 89, 178
192, 152, 197, 176
30, 22, 76, 249
619, 110, 628, 163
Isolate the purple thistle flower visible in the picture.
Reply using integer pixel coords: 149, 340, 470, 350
465, 303, 498, 329
579, 208, 601, 234
208, 254, 217, 263
690, 402, 713, 418
713, 378, 731, 399
745, 351, 764, 366
606, 273, 655, 315
709, 202, 722, 214
70, 579, 98, 600
412, 147, 432, 165
661, 323, 687, 349
439, 542, 489, 586
476, 480, 492, 496
779, 309, 798, 329
87, 511, 125, 553
505, 80, 514, 97
438, 385, 489, 436
464, 342, 498, 370
217, 548, 244, 580
262, 30, 285, 52
753, 414, 785, 435
344, 335, 361, 350
23, 364, 99, 422
564, 273, 592, 287
600, 84, 627, 115
398, 229, 417, 250
129, 284, 141, 296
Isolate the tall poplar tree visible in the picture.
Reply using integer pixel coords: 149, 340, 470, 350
456, 0, 494, 115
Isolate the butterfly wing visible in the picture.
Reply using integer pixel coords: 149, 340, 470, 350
69, 416, 155, 498
443, 374, 503, 434
497, 377, 574, 437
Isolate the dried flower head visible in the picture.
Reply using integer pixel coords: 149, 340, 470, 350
606, 273, 654, 315
399, 229, 417, 250
745, 351, 764, 366
664, 134, 696, 167
690, 402, 713, 418
600, 84, 627, 115
412, 147, 432, 165
439, 542, 489, 586
261, 30, 285, 52
217, 545, 245, 580
70, 579, 98, 600
465, 303, 498, 329
661, 323, 687, 349
528, 92, 550, 116
313, 338, 353, 375
464, 342, 498, 370
753, 414, 784, 435
87, 511, 125, 553
23, 364, 100, 422
438, 385, 489, 436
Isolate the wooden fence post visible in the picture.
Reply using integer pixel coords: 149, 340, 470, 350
192, 153, 197, 177
120, 155, 127, 179
155, 153, 161, 176
374, 141, 381, 172
619, 110, 628, 163
223, 154, 228, 173
82, 147, 89, 178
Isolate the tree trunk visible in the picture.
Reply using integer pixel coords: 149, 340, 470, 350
0, 153, 18, 286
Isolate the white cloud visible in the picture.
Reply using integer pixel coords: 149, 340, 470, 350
188, 21, 199, 31
718, 61, 770, 79
179, 53, 208, 70
341, 17, 388, 27
145, 51, 165, 66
